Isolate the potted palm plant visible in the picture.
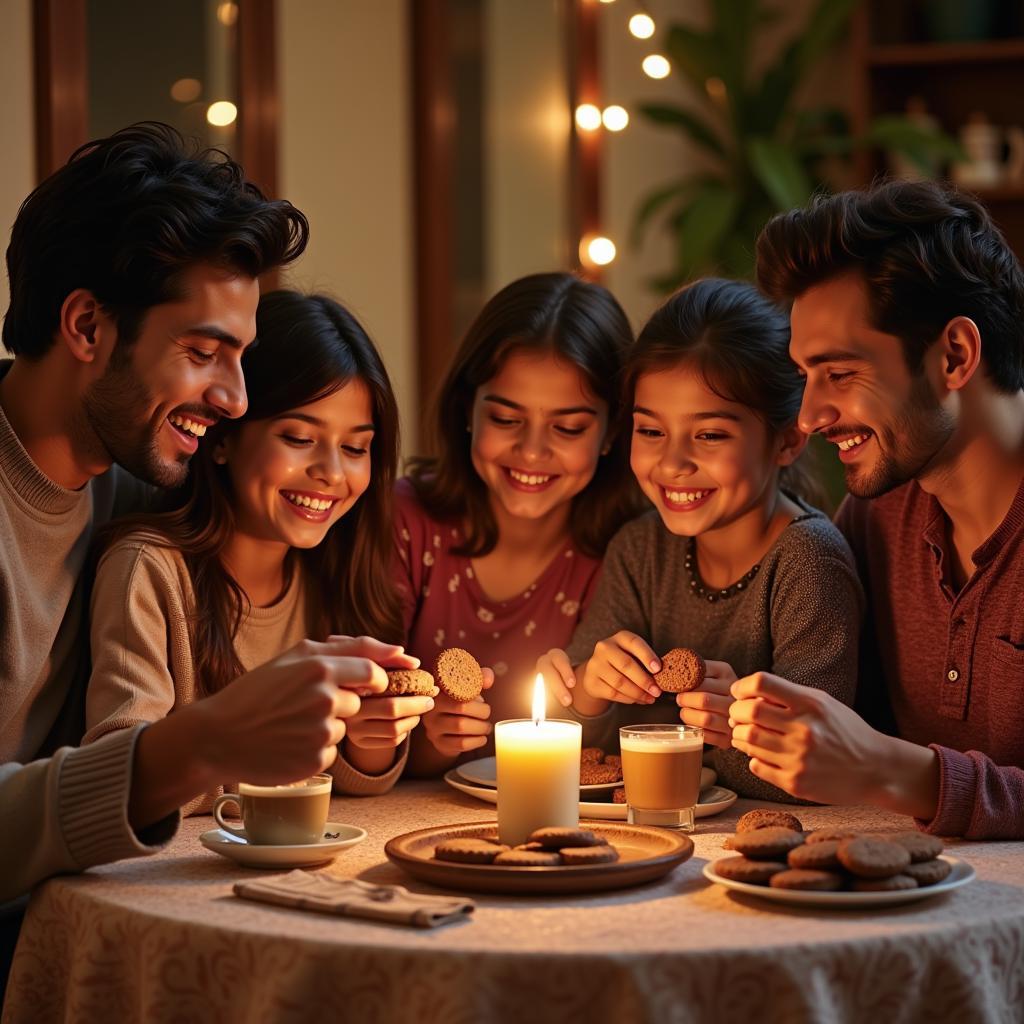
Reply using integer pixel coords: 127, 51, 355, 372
633, 0, 960, 289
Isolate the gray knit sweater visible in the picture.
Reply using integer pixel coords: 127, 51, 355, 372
565, 502, 864, 802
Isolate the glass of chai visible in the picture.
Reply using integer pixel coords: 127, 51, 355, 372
619, 724, 704, 831
212, 774, 332, 845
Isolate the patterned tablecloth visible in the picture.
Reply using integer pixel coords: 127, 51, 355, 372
3, 780, 1023, 1024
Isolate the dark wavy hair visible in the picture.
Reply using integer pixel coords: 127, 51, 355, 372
756, 179, 1024, 393
5, 121, 309, 358
100, 291, 402, 697
627, 278, 821, 504
408, 272, 639, 558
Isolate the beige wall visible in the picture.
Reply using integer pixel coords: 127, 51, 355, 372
485, 0, 569, 294
0, 0, 35, 344
278, 0, 416, 450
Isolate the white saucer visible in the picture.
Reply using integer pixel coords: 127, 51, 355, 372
444, 769, 736, 821
199, 822, 366, 868
703, 856, 975, 908
455, 756, 714, 796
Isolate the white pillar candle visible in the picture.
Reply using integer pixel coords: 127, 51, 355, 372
495, 676, 582, 847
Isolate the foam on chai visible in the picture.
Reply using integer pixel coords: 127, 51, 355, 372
495, 675, 582, 846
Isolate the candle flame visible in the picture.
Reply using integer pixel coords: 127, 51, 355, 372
532, 674, 546, 725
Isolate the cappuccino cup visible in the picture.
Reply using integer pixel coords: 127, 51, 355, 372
619, 724, 704, 831
212, 774, 332, 845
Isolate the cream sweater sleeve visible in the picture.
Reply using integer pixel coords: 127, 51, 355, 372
84, 542, 191, 746
329, 737, 410, 796
0, 727, 178, 903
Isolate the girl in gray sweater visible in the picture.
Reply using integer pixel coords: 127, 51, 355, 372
540, 278, 863, 801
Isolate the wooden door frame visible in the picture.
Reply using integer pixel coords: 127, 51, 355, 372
32, 0, 278, 196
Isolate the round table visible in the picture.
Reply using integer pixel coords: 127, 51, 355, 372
4, 781, 1023, 1024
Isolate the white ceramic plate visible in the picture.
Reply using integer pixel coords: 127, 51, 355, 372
199, 822, 367, 869
702, 856, 976, 908
456, 756, 616, 794
444, 769, 736, 821
455, 756, 715, 796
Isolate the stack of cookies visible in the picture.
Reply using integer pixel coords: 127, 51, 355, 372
580, 747, 622, 787
715, 811, 952, 892
434, 827, 620, 867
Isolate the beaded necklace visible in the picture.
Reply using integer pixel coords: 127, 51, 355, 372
683, 537, 760, 602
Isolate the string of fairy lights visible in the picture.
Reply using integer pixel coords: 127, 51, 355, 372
577, 1, 672, 270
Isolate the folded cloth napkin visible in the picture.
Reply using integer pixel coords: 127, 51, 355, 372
233, 870, 474, 928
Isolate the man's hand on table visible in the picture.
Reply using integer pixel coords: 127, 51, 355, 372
728, 672, 941, 819
129, 636, 394, 829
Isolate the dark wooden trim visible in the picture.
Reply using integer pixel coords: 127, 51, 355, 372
33, 0, 88, 180
410, 0, 456, 441
567, 0, 602, 281
850, 4, 872, 186
237, 0, 278, 199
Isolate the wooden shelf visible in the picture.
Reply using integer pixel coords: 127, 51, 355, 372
869, 38, 1024, 66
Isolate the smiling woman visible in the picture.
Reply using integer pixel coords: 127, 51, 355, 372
81, 290, 425, 810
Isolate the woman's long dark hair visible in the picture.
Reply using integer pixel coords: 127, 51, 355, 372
627, 278, 822, 505
407, 272, 640, 558
99, 290, 402, 696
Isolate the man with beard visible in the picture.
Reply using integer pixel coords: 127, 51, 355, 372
724, 181, 1024, 838
0, 124, 396, 916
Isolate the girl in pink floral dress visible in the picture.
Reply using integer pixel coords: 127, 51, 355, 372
395, 273, 638, 775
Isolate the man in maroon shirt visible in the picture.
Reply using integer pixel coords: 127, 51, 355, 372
722, 181, 1024, 838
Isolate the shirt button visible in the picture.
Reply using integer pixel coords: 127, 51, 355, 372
947, 668, 960, 682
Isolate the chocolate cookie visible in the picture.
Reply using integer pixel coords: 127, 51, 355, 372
561, 845, 620, 865
850, 874, 918, 892
713, 856, 788, 885
729, 827, 805, 861
903, 858, 953, 887
736, 809, 804, 834
529, 827, 605, 849
656, 647, 706, 693
769, 869, 846, 891
888, 831, 944, 863
434, 838, 508, 864
837, 837, 911, 879
787, 839, 842, 871
581, 747, 605, 764
434, 648, 484, 702
580, 763, 622, 785
384, 668, 438, 697
604, 754, 621, 771
612, 787, 627, 804
493, 849, 562, 867
805, 828, 859, 845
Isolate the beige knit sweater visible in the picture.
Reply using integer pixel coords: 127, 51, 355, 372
85, 535, 409, 814
0, 363, 176, 903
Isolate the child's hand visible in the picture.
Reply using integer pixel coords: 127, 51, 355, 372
344, 694, 436, 751
676, 659, 737, 748
421, 667, 496, 758
537, 648, 576, 708
581, 631, 662, 705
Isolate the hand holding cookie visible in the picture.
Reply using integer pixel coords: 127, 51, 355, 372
676, 658, 737, 749
728, 672, 940, 818
420, 649, 496, 759
579, 631, 662, 708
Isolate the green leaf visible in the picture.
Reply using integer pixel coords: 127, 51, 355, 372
792, 0, 858, 76
675, 183, 740, 277
747, 138, 813, 209
631, 181, 691, 248
749, 0, 856, 133
709, 0, 758, 97
862, 116, 964, 161
665, 25, 720, 96
637, 103, 728, 159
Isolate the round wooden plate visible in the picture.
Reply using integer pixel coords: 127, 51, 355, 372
384, 820, 694, 895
